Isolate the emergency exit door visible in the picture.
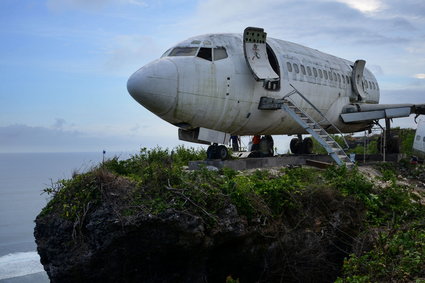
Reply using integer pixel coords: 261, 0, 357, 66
243, 27, 279, 83
351, 59, 367, 101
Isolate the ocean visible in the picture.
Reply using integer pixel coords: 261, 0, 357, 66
0, 152, 135, 282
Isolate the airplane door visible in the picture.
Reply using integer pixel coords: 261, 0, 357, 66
351, 59, 366, 101
243, 27, 279, 84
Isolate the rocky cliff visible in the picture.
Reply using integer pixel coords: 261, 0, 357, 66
34, 156, 366, 283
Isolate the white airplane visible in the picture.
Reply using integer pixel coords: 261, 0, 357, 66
127, 27, 425, 165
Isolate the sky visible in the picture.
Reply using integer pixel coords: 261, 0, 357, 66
0, 0, 424, 153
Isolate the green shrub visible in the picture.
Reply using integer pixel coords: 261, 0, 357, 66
337, 224, 425, 283
42, 171, 101, 220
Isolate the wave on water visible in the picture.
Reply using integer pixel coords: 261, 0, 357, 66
0, 252, 45, 280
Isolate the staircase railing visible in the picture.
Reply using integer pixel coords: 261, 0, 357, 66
284, 84, 350, 150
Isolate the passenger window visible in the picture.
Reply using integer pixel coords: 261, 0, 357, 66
307, 66, 312, 76
318, 69, 323, 78
372, 82, 375, 89
346, 75, 350, 84
287, 62, 293, 72
313, 67, 317, 77
333, 72, 337, 81
417, 135, 421, 141
324, 70, 328, 80
369, 81, 372, 89
329, 71, 333, 81
213, 47, 228, 60
293, 63, 299, 73
197, 48, 212, 61
342, 75, 345, 84
169, 47, 198, 56
301, 65, 306, 75
337, 73, 341, 82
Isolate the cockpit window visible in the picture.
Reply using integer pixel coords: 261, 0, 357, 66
167, 46, 228, 61
169, 47, 198, 56
197, 48, 212, 61
161, 48, 172, 58
197, 47, 228, 61
214, 47, 228, 60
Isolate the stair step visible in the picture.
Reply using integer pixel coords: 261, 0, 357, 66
282, 97, 352, 167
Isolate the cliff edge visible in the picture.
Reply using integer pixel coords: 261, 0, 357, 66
34, 148, 425, 282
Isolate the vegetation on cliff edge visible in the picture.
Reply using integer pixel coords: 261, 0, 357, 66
40, 146, 425, 282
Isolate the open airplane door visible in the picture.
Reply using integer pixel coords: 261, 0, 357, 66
243, 27, 279, 86
351, 59, 367, 101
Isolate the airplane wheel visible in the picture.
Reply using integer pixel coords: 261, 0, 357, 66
303, 137, 313, 154
207, 145, 216, 159
265, 135, 274, 156
290, 138, 302, 154
217, 145, 228, 160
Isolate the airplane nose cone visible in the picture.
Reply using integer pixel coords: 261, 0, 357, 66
127, 59, 177, 116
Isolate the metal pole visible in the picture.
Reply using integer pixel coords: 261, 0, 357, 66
382, 128, 387, 162
364, 130, 366, 163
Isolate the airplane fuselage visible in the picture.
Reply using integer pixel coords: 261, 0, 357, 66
127, 32, 380, 139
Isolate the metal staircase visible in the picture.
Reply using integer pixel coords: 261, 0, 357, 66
259, 85, 354, 167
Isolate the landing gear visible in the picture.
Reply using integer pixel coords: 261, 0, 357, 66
207, 144, 229, 160
290, 136, 313, 154
303, 137, 313, 154
290, 138, 303, 154
249, 135, 274, 157
217, 145, 229, 160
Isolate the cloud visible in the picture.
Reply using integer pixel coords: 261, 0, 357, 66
380, 88, 425, 104
46, 0, 110, 11
186, 0, 415, 47
51, 118, 67, 130
103, 34, 161, 75
369, 65, 384, 75
126, 0, 147, 7
0, 122, 192, 153
46, 0, 147, 12
415, 74, 425, 79
382, 0, 425, 20
335, 0, 385, 13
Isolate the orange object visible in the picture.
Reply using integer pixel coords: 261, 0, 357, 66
252, 135, 261, 144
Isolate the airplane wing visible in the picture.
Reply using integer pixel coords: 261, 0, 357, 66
340, 103, 425, 123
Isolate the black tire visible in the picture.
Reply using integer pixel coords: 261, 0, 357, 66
217, 145, 228, 160
265, 135, 274, 156
303, 137, 313, 154
206, 145, 216, 160
290, 138, 302, 154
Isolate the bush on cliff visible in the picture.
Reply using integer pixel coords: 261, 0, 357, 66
38, 147, 425, 283
336, 163, 425, 283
